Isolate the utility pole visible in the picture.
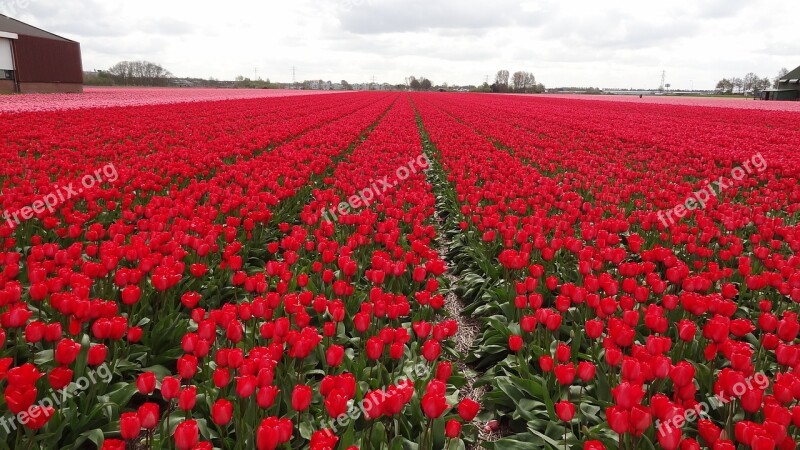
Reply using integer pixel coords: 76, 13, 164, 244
292, 66, 296, 84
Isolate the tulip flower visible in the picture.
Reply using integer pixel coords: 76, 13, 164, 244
136, 372, 157, 395
292, 385, 312, 412
555, 401, 575, 422
508, 335, 523, 352
445, 419, 462, 438
421, 392, 448, 418
211, 399, 233, 425
120, 412, 141, 441
137, 402, 160, 429
174, 420, 199, 450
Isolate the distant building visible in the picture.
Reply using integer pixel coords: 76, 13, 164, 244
761, 65, 800, 101
0, 14, 83, 94
306, 80, 333, 90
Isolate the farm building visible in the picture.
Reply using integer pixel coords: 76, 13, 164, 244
761, 65, 800, 101
0, 14, 83, 94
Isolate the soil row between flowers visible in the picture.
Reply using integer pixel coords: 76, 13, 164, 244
412, 93, 610, 449
411, 102, 505, 449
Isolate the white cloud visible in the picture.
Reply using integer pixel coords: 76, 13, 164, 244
4, 0, 795, 89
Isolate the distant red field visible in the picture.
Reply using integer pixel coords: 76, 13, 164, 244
0, 87, 337, 113
539, 93, 800, 111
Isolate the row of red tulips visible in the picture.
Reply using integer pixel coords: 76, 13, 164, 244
411, 92, 800, 449
0, 92, 488, 450
0, 92, 400, 449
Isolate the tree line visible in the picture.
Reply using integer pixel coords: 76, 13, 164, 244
85, 61, 173, 86
491, 70, 545, 93
406, 76, 433, 91
106, 61, 173, 86
715, 68, 789, 95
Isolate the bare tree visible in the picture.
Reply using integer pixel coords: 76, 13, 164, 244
495, 70, 509, 88
731, 77, 743, 94
512, 71, 525, 92
715, 78, 733, 94
523, 72, 536, 91
742, 72, 758, 93
774, 67, 789, 87
420, 78, 432, 90
108, 61, 172, 86
755, 77, 771, 93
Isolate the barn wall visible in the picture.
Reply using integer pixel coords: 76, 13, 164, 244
13, 35, 82, 84
18, 82, 82, 93
0, 79, 14, 93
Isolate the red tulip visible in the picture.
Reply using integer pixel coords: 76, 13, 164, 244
436, 361, 452, 382
292, 384, 312, 411
539, 355, 554, 372
421, 392, 448, 418
657, 423, 682, 450
48, 366, 73, 390
178, 386, 197, 411
445, 419, 462, 438
606, 406, 630, 434
181, 291, 201, 309
87, 344, 108, 366
413, 321, 431, 338
121, 285, 141, 305
366, 336, 384, 360
421, 339, 441, 361
458, 398, 480, 421
54, 338, 81, 365
324, 389, 349, 417
120, 412, 141, 440
554, 364, 575, 385
326, 345, 345, 367
508, 335, 523, 352
669, 362, 695, 387
577, 361, 596, 382
257, 386, 280, 409
584, 440, 606, 450
174, 420, 199, 450
555, 400, 575, 422
213, 368, 231, 388
629, 404, 652, 436
22, 405, 54, 430
211, 399, 233, 425
136, 372, 157, 395
127, 326, 143, 343
698, 419, 721, 444
161, 376, 180, 399
236, 375, 257, 398
5, 385, 37, 414
101, 439, 126, 450
177, 354, 198, 379
137, 402, 160, 429
612, 382, 644, 409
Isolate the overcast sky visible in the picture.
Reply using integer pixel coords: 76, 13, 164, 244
2, 0, 795, 89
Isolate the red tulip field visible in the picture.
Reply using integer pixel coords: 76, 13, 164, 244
1, 90, 799, 450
